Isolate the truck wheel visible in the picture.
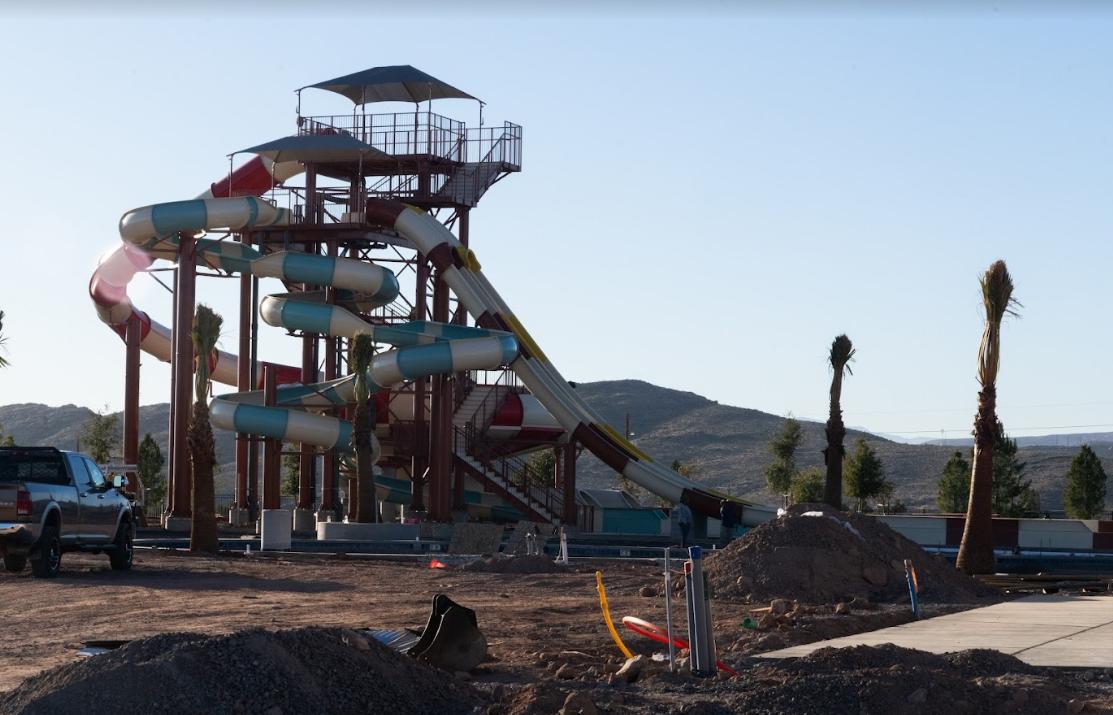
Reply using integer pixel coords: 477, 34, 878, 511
30, 526, 62, 578
3, 554, 26, 573
109, 521, 134, 571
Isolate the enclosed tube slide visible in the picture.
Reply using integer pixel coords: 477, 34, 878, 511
89, 157, 523, 517
362, 201, 775, 526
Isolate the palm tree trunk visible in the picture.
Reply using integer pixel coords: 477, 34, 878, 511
188, 401, 219, 553
823, 379, 846, 509
956, 386, 997, 574
353, 402, 376, 523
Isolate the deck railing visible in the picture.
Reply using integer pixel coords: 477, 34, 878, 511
298, 111, 522, 169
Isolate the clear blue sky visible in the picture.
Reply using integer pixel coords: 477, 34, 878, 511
1, 4, 1111, 441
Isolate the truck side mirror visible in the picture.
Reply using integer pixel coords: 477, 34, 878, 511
112, 474, 129, 490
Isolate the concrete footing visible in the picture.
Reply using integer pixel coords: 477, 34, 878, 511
163, 516, 191, 533
227, 507, 251, 528
316, 521, 454, 542
260, 509, 292, 551
293, 508, 316, 534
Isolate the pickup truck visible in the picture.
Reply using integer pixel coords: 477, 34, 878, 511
0, 447, 135, 578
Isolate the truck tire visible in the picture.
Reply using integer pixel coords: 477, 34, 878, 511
30, 525, 62, 578
3, 554, 26, 573
109, 520, 134, 571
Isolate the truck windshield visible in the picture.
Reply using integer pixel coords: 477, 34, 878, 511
0, 450, 68, 485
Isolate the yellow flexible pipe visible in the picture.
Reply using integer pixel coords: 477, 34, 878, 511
595, 571, 633, 659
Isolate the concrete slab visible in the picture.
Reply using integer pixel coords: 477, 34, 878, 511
759, 594, 1113, 668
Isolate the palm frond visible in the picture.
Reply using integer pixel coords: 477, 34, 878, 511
191, 304, 223, 401
0, 310, 9, 368
350, 333, 375, 406
829, 334, 855, 376
977, 260, 1019, 387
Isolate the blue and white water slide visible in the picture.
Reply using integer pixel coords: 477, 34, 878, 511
104, 195, 524, 519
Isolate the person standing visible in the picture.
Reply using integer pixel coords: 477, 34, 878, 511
719, 499, 738, 547
674, 498, 693, 549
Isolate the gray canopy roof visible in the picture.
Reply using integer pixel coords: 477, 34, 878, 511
304, 65, 478, 105
234, 134, 390, 163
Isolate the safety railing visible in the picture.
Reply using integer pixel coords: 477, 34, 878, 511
298, 112, 522, 169
453, 425, 562, 522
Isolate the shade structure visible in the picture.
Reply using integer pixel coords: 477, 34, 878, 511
234, 134, 390, 163
305, 64, 478, 105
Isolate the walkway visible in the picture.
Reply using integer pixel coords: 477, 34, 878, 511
759, 594, 1113, 668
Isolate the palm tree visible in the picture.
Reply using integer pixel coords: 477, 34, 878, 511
956, 260, 1018, 574
350, 333, 377, 523
0, 310, 10, 368
822, 335, 854, 509
188, 304, 222, 553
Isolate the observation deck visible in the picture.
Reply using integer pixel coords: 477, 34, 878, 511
296, 110, 521, 207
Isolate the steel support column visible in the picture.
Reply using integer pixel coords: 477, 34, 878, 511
450, 209, 470, 513
411, 259, 429, 512
320, 237, 339, 516
561, 442, 577, 525
262, 366, 280, 510
235, 236, 252, 512
123, 315, 140, 501
298, 167, 318, 513
428, 272, 452, 521
168, 233, 196, 519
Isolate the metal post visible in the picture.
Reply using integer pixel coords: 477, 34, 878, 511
687, 546, 715, 676
428, 271, 451, 521
561, 442, 577, 524
298, 167, 318, 519
411, 258, 429, 512
262, 366, 280, 511
123, 316, 141, 502
235, 236, 252, 518
166, 267, 178, 517
320, 238, 339, 517
247, 271, 260, 522
169, 233, 196, 520
664, 548, 676, 673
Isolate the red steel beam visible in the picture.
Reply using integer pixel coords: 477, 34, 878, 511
262, 366, 280, 511
123, 315, 140, 501
235, 235, 252, 511
168, 233, 196, 519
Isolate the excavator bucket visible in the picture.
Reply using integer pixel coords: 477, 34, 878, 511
407, 594, 488, 672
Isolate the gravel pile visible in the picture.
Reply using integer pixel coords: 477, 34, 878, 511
714, 644, 1072, 715
0, 627, 480, 715
462, 554, 567, 574
707, 503, 986, 604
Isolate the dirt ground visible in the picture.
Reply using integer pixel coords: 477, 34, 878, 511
2, 549, 1111, 714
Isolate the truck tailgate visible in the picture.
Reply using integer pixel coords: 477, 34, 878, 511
0, 485, 17, 521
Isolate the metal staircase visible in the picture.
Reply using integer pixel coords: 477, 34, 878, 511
435, 126, 518, 207
453, 426, 560, 524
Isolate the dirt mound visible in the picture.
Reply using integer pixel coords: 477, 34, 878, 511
462, 554, 566, 574
0, 627, 479, 715
707, 503, 986, 604
726, 644, 1074, 714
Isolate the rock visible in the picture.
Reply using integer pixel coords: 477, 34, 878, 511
638, 585, 658, 597
340, 630, 370, 651
556, 663, 576, 679
862, 564, 889, 586
906, 688, 927, 704
758, 614, 776, 630
615, 655, 645, 683
1011, 690, 1028, 706
1068, 699, 1086, 713
454, 671, 472, 681
849, 596, 874, 610
559, 691, 599, 715
835, 602, 851, 615
758, 634, 784, 651
770, 598, 790, 615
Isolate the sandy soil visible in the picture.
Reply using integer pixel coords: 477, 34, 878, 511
2, 549, 1110, 714
0, 549, 663, 693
